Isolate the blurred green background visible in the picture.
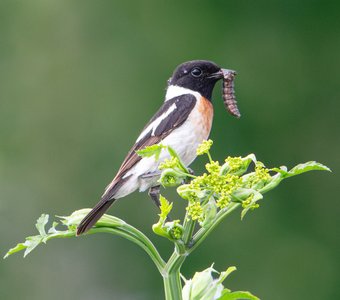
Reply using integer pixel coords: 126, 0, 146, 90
1, 1, 339, 299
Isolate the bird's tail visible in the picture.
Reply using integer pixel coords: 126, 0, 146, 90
76, 198, 115, 236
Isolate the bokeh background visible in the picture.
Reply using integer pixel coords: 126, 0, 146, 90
1, 1, 339, 299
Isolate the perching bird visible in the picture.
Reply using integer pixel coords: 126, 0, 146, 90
77, 60, 230, 235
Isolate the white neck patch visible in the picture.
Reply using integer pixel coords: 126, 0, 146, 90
165, 85, 201, 101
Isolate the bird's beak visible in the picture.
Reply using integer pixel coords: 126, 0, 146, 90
209, 68, 237, 79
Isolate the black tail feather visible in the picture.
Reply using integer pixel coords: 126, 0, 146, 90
76, 199, 115, 236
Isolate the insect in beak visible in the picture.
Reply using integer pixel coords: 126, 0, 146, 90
221, 69, 241, 118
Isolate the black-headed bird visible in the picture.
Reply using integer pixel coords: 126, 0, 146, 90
77, 60, 232, 235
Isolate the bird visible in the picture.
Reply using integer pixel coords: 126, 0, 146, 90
77, 60, 230, 235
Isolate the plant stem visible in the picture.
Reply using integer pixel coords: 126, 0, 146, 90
182, 217, 196, 246
163, 268, 183, 300
89, 227, 165, 272
163, 247, 187, 300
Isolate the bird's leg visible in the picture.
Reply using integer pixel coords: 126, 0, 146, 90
148, 185, 172, 221
148, 185, 161, 208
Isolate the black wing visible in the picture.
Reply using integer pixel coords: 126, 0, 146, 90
104, 94, 197, 198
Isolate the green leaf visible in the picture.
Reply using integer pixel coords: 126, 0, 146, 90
4, 211, 125, 259
4, 213, 66, 258
4, 242, 27, 259
136, 144, 165, 161
35, 214, 49, 236
4, 233, 46, 259
287, 161, 331, 177
218, 290, 260, 300
159, 195, 173, 220
48, 222, 60, 234
4, 214, 51, 258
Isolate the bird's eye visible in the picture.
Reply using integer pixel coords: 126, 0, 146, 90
191, 67, 203, 77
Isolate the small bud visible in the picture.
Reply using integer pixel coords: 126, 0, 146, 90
196, 139, 213, 156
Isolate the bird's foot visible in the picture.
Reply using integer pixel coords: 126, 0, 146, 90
148, 185, 172, 222
148, 185, 161, 208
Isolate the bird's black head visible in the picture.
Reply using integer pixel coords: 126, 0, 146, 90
168, 60, 224, 100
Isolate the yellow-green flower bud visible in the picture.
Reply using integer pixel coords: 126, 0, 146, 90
159, 157, 180, 170
196, 139, 213, 155
186, 202, 204, 221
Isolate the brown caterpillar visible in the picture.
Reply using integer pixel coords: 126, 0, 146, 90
222, 69, 241, 118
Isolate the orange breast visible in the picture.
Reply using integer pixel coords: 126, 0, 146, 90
196, 97, 214, 139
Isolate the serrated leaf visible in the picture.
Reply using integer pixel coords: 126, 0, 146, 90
218, 290, 260, 300
35, 214, 49, 237
47, 222, 60, 234
23, 235, 44, 257
159, 195, 173, 220
4, 214, 50, 258
136, 144, 165, 161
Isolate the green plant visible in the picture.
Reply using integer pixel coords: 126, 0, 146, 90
4, 140, 330, 300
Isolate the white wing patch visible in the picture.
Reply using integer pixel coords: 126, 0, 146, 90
136, 103, 177, 142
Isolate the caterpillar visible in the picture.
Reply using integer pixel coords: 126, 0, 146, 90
222, 70, 241, 118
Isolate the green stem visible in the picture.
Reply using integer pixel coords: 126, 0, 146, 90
163, 248, 187, 300
207, 150, 213, 163
163, 268, 183, 300
88, 227, 166, 272
161, 208, 196, 300
182, 217, 196, 246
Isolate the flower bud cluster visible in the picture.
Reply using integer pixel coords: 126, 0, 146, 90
142, 141, 281, 242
